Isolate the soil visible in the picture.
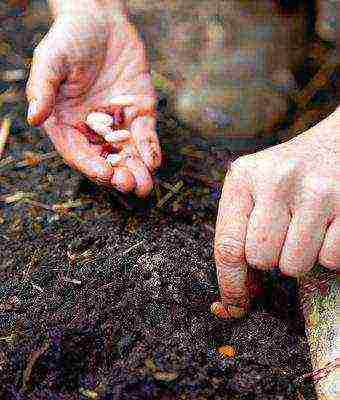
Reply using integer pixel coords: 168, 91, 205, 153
1, 1, 338, 399
0, 115, 317, 399
0, 193, 317, 400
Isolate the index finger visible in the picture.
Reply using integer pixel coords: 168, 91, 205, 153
214, 160, 254, 318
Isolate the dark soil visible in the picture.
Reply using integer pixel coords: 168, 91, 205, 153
0, 200, 316, 400
0, 99, 317, 399
0, 115, 317, 400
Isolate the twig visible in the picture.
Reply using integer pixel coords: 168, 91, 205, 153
0, 156, 15, 170
62, 277, 82, 285
16, 151, 59, 168
0, 334, 17, 343
27, 199, 91, 212
120, 240, 145, 256
67, 248, 95, 263
52, 199, 90, 212
0, 151, 59, 173
98, 281, 116, 291
157, 180, 184, 208
22, 249, 41, 281
298, 361, 336, 383
0, 117, 11, 158
291, 50, 338, 111
279, 50, 338, 144
31, 283, 44, 293
22, 338, 50, 392
24, 199, 55, 211
0, 191, 36, 204
0, 69, 26, 82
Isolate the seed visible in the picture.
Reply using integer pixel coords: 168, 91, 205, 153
93, 106, 125, 127
106, 154, 122, 166
217, 345, 236, 358
86, 112, 114, 133
105, 130, 131, 143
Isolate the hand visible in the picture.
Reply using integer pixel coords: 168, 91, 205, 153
26, 2, 161, 197
214, 107, 339, 319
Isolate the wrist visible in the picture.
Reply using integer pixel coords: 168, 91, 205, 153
49, 0, 126, 21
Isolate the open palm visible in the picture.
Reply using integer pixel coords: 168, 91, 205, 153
26, 11, 161, 196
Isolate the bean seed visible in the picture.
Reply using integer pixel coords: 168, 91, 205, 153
105, 130, 131, 143
86, 112, 114, 132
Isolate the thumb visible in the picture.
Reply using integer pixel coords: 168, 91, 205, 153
26, 38, 66, 126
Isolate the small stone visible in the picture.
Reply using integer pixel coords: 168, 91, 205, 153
153, 371, 178, 382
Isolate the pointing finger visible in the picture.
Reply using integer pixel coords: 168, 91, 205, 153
214, 159, 254, 318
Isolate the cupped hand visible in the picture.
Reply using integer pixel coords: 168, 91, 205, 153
26, 5, 161, 197
214, 108, 339, 319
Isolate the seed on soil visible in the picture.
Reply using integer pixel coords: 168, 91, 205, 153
105, 130, 131, 143
106, 154, 122, 166
217, 345, 236, 358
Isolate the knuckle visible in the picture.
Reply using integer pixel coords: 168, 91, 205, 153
318, 256, 338, 271
214, 236, 244, 267
303, 175, 333, 200
279, 261, 308, 278
230, 155, 251, 174
227, 154, 255, 186
245, 251, 275, 270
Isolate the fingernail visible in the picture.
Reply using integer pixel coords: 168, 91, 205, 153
211, 302, 230, 319
211, 301, 247, 319
27, 100, 38, 120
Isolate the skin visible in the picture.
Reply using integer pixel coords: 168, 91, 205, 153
26, 0, 161, 197
215, 108, 339, 318
26, 0, 338, 317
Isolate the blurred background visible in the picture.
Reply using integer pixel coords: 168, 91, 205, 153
0, 0, 338, 152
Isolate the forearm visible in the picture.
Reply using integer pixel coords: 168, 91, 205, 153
48, 0, 126, 19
